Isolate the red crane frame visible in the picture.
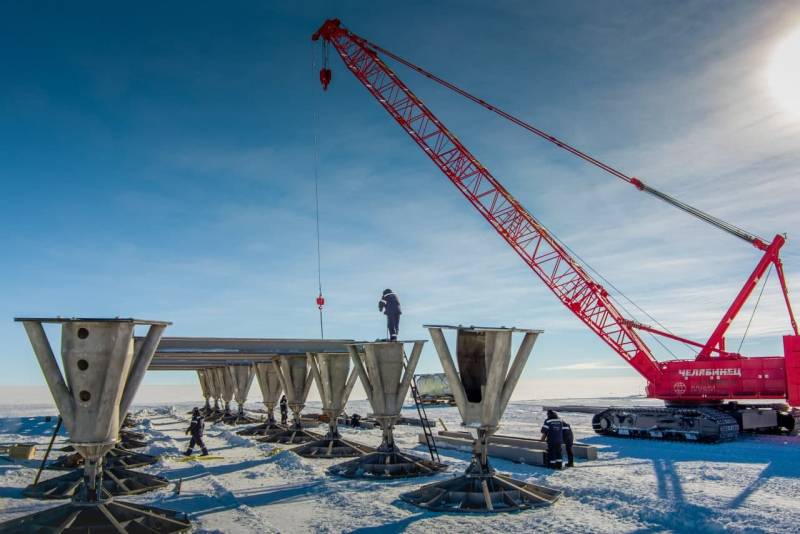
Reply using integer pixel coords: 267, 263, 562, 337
312, 19, 800, 405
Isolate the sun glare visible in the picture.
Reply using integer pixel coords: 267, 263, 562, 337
768, 27, 800, 115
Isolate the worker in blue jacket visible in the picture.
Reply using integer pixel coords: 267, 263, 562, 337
540, 409, 565, 469
184, 407, 209, 456
379, 288, 402, 341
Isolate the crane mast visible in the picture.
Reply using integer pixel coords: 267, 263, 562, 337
313, 19, 800, 414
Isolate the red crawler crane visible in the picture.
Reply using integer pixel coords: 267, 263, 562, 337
313, 19, 800, 441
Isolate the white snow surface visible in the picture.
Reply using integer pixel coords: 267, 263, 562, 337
1, 399, 799, 533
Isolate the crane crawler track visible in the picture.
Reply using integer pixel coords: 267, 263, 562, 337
592, 407, 740, 443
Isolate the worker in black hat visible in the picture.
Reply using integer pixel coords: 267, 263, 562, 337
540, 409, 565, 469
378, 288, 402, 341
184, 407, 209, 457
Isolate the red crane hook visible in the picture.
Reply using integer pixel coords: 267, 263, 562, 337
319, 68, 332, 90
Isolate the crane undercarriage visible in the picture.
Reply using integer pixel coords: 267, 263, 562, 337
592, 404, 799, 443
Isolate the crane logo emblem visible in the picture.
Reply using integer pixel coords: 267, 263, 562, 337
673, 381, 687, 395
678, 368, 741, 378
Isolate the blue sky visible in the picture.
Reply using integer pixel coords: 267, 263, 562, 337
2, 2, 799, 398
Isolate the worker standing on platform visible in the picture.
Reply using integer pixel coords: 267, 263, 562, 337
184, 407, 209, 457
378, 288, 402, 341
540, 409, 565, 469
279, 394, 288, 425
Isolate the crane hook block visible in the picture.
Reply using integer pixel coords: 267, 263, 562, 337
316, 294, 325, 310
320, 68, 332, 90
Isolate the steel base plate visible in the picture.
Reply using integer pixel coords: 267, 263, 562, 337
24, 467, 170, 500
256, 427, 319, 445
236, 422, 284, 436
328, 449, 446, 478
0, 499, 191, 533
221, 413, 261, 426
117, 432, 148, 450
293, 436, 372, 459
121, 415, 141, 429
119, 430, 146, 441
48, 448, 159, 471
204, 410, 226, 423
400, 472, 561, 512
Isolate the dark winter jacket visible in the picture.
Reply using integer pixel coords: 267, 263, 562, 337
187, 415, 205, 437
562, 421, 574, 445
541, 417, 564, 445
279, 397, 288, 414
379, 291, 402, 316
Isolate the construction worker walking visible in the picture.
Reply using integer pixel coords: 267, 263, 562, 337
540, 409, 565, 469
184, 407, 209, 457
378, 288, 402, 341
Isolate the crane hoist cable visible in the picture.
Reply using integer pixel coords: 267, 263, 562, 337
736, 264, 773, 353
312, 41, 325, 338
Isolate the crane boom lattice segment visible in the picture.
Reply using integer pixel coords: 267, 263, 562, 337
313, 19, 662, 383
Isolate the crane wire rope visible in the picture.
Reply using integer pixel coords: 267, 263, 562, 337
355, 36, 767, 247
312, 41, 325, 338
736, 264, 773, 353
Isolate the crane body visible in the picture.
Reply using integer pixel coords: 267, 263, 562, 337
313, 19, 800, 441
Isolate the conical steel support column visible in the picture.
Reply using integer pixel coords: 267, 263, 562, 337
258, 354, 319, 444
294, 352, 369, 458
400, 325, 561, 512
329, 341, 446, 478
0, 318, 191, 533
197, 369, 213, 414
206, 367, 232, 422
207, 367, 223, 419
218, 367, 236, 418
222, 364, 260, 425
239, 358, 284, 436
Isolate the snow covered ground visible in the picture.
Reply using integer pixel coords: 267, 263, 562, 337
1, 399, 799, 533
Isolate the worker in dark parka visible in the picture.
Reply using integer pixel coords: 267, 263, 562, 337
279, 394, 288, 426
540, 409, 565, 469
562, 417, 575, 467
184, 407, 209, 456
378, 288, 402, 341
